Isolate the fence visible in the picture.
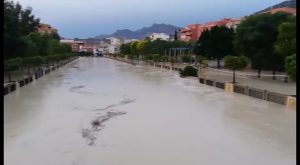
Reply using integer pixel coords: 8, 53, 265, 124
3, 83, 16, 95
233, 84, 246, 95
206, 79, 214, 86
198, 77, 292, 106
4, 57, 79, 96
248, 88, 264, 100
35, 69, 44, 79
45, 69, 50, 74
266, 91, 287, 105
216, 82, 225, 89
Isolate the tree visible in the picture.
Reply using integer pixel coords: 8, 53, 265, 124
285, 54, 296, 81
130, 41, 139, 58
136, 40, 147, 59
224, 55, 249, 83
234, 12, 290, 77
174, 30, 178, 41
120, 43, 131, 55
4, 0, 40, 59
194, 29, 210, 57
195, 26, 235, 68
4, 58, 23, 82
49, 32, 61, 40
274, 15, 296, 58
19, 6, 40, 35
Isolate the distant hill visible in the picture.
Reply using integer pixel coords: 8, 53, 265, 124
255, 0, 296, 14
94, 23, 181, 39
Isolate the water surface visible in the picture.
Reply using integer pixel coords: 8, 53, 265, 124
4, 57, 296, 165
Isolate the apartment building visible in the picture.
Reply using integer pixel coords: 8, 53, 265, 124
36, 23, 58, 34
179, 18, 241, 42
60, 39, 84, 52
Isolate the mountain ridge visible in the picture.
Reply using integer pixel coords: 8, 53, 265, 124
255, 0, 296, 14
94, 23, 181, 39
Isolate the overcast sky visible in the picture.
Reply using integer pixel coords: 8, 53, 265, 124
16, 0, 285, 38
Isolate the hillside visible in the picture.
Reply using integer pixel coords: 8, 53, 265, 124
256, 0, 296, 14
94, 23, 181, 39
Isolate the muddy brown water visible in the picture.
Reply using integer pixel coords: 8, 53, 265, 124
4, 57, 296, 165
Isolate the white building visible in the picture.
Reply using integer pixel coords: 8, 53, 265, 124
106, 37, 122, 46
149, 33, 170, 41
124, 39, 139, 44
108, 45, 120, 54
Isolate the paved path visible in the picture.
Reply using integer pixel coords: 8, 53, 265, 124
199, 67, 296, 95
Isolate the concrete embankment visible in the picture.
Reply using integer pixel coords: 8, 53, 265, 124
4, 57, 79, 96
106, 55, 296, 110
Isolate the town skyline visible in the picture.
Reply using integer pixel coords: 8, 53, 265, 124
16, 0, 286, 38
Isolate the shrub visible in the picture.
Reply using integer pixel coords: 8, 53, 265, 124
181, 55, 192, 63
79, 51, 93, 56
179, 66, 198, 77
152, 54, 160, 62
170, 57, 176, 64
145, 54, 153, 60
198, 56, 208, 63
160, 55, 168, 62
285, 54, 296, 81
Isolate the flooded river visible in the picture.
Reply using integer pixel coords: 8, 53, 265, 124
4, 57, 296, 165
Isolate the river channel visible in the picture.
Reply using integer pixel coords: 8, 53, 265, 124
4, 57, 296, 165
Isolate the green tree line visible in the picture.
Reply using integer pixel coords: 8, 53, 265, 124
4, 0, 76, 81
194, 12, 295, 81
120, 39, 194, 62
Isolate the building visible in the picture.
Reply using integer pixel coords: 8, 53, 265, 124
179, 18, 241, 42
179, 24, 203, 42
263, 7, 296, 15
225, 18, 243, 30
108, 45, 120, 54
60, 39, 84, 52
106, 37, 122, 46
124, 39, 139, 44
80, 44, 97, 53
149, 33, 170, 41
36, 23, 57, 34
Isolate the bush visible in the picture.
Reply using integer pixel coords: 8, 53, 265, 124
170, 57, 176, 64
198, 56, 208, 63
201, 60, 208, 67
145, 54, 153, 60
23, 56, 44, 67
4, 58, 22, 72
160, 55, 168, 62
181, 55, 192, 63
79, 51, 93, 56
285, 54, 296, 81
152, 54, 160, 62
179, 66, 198, 77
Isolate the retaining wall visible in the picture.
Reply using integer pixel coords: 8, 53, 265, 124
4, 57, 78, 96
198, 77, 295, 110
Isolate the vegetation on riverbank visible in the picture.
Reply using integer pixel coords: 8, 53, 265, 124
119, 12, 296, 81
179, 66, 198, 77
4, 0, 77, 81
